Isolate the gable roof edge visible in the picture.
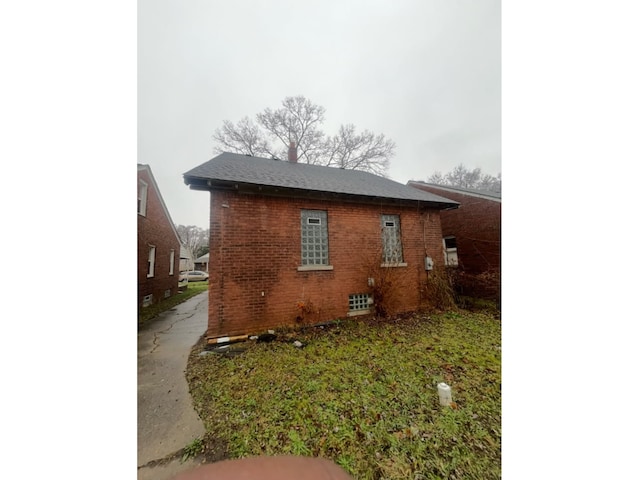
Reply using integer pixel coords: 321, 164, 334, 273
138, 164, 182, 245
407, 181, 501, 202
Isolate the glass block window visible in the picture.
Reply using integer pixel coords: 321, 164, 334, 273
381, 214, 403, 263
349, 293, 370, 312
301, 210, 329, 265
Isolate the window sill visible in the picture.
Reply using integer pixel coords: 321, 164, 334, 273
380, 262, 408, 268
297, 265, 334, 272
347, 309, 371, 317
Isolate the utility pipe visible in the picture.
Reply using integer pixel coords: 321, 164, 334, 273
206, 334, 249, 345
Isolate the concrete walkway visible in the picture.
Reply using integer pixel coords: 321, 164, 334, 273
138, 291, 208, 480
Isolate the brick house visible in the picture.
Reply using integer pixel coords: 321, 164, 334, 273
183, 149, 459, 339
407, 182, 501, 299
138, 164, 181, 309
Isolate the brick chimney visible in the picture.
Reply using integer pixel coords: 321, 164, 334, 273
288, 141, 297, 163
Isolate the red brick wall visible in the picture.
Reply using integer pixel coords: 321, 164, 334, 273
206, 190, 446, 337
137, 168, 180, 308
409, 184, 501, 275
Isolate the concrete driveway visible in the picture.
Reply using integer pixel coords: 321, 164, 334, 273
138, 291, 208, 480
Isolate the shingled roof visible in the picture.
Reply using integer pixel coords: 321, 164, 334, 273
407, 181, 501, 202
183, 152, 459, 209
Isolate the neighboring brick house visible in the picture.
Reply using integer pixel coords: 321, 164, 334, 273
183, 149, 459, 339
407, 181, 501, 298
138, 164, 181, 309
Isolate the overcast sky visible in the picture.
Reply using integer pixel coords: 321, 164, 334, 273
139, 0, 500, 229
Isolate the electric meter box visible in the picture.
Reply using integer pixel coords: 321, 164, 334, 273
424, 256, 434, 271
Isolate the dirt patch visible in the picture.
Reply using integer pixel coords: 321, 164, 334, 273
201, 432, 229, 463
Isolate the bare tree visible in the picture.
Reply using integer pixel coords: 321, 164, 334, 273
477, 172, 501, 192
427, 171, 445, 185
212, 95, 395, 176
446, 165, 482, 189
324, 124, 394, 177
213, 117, 271, 157
426, 164, 501, 193
176, 225, 209, 266
257, 95, 327, 164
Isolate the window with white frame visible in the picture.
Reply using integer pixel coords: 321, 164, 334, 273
138, 180, 148, 216
147, 245, 156, 277
381, 214, 403, 263
443, 236, 459, 267
301, 210, 329, 266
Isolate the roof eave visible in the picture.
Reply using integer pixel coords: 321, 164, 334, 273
183, 175, 459, 210
408, 181, 501, 202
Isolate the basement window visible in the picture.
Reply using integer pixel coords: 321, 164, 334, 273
142, 294, 153, 307
348, 293, 371, 316
443, 236, 459, 267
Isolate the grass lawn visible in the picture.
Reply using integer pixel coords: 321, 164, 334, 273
187, 310, 501, 479
138, 281, 209, 328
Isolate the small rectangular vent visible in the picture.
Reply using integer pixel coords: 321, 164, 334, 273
142, 294, 153, 307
